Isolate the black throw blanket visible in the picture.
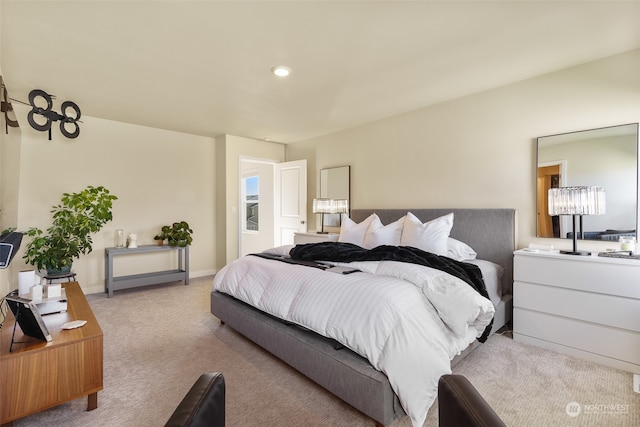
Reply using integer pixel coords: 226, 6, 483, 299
289, 242, 493, 342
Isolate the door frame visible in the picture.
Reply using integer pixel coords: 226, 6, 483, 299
237, 157, 307, 257
238, 157, 277, 258
538, 160, 567, 237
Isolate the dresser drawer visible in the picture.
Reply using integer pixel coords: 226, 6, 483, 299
514, 253, 640, 299
514, 281, 640, 332
514, 308, 640, 366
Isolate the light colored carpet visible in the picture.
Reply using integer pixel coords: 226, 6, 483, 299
13, 277, 639, 426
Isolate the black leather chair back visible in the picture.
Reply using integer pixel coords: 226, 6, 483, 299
438, 374, 505, 427
165, 372, 225, 427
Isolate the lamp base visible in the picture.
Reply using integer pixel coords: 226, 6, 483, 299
316, 231, 329, 234
559, 250, 591, 256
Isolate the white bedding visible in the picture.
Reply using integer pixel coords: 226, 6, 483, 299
466, 259, 504, 307
213, 252, 495, 427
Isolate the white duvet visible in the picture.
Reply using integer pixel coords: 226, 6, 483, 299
212, 250, 495, 427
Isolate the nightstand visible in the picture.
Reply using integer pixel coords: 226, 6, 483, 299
513, 249, 640, 373
293, 232, 339, 245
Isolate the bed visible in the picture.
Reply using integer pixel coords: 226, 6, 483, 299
211, 208, 516, 426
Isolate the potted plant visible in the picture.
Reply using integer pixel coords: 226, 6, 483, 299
155, 221, 193, 247
23, 185, 117, 274
153, 225, 171, 246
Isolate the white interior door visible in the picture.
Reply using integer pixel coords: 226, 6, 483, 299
274, 159, 307, 246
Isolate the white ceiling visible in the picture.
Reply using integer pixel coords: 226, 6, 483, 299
2, 1, 639, 144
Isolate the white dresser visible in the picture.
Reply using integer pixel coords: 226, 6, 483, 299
293, 232, 339, 245
513, 249, 640, 373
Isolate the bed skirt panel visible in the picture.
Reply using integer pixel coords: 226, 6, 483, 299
211, 290, 404, 426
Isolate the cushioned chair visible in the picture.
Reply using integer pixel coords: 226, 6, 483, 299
165, 372, 225, 427
438, 374, 505, 427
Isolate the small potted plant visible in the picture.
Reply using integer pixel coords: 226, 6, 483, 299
154, 221, 193, 247
22, 185, 118, 274
153, 226, 170, 246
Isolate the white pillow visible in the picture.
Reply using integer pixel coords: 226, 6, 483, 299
400, 212, 454, 256
447, 238, 477, 261
338, 213, 377, 247
362, 215, 405, 249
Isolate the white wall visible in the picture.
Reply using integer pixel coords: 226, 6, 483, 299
9, 103, 216, 294
0, 67, 24, 295
286, 49, 640, 252
0, 113, 21, 297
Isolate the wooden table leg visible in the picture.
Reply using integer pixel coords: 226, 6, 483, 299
87, 392, 98, 411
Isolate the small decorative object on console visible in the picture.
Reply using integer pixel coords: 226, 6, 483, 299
127, 233, 138, 248
115, 229, 125, 248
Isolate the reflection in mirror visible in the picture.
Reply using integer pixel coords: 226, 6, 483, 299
320, 165, 350, 227
537, 123, 639, 240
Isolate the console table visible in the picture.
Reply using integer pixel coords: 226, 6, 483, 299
104, 244, 189, 298
0, 282, 103, 426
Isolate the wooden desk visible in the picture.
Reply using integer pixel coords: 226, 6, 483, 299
0, 282, 103, 426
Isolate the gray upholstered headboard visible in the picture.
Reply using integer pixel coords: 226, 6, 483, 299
350, 209, 516, 296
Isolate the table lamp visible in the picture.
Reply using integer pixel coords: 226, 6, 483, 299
548, 186, 606, 255
313, 198, 334, 234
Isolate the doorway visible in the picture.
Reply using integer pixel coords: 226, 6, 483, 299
240, 160, 274, 256
537, 162, 564, 237
239, 158, 307, 257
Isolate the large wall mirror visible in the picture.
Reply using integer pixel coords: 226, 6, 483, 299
320, 165, 350, 227
537, 123, 639, 240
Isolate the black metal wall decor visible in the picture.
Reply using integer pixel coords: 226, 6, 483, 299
27, 89, 81, 140
1, 78, 19, 134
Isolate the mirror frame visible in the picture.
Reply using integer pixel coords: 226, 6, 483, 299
536, 123, 639, 240
320, 165, 351, 227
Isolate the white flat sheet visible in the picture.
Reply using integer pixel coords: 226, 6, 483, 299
213, 255, 494, 427
465, 259, 504, 306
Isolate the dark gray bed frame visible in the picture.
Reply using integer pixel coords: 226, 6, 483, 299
210, 208, 516, 426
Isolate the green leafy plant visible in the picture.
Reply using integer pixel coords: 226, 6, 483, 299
23, 186, 117, 273
154, 221, 193, 247
153, 225, 171, 244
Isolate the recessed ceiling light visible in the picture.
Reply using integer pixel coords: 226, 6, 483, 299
271, 66, 291, 78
